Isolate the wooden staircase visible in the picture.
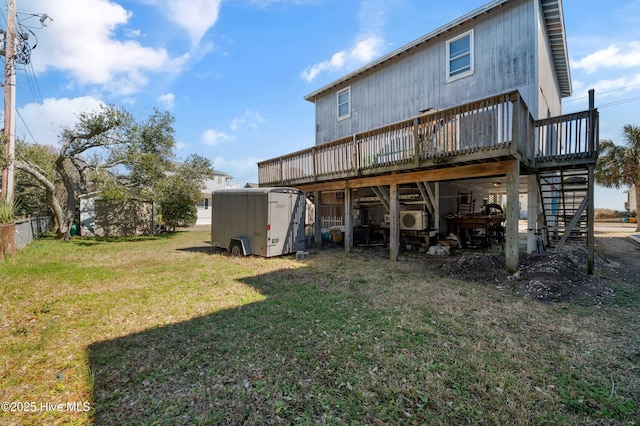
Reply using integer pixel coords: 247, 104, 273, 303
538, 168, 590, 248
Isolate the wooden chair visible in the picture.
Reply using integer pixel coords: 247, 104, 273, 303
484, 203, 505, 248
457, 191, 475, 215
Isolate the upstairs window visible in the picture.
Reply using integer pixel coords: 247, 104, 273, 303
447, 30, 474, 81
337, 87, 351, 120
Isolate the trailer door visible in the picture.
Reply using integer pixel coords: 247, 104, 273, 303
266, 190, 306, 257
266, 191, 288, 257
290, 191, 306, 252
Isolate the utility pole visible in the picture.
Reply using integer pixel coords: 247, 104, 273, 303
1, 0, 16, 203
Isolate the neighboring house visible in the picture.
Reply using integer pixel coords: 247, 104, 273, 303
625, 188, 637, 214
258, 0, 599, 273
196, 170, 240, 226
80, 194, 156, 237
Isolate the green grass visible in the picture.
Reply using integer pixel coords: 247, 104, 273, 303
1, 231, 638, 425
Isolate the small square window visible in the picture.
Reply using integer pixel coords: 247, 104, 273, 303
447, 30, 474, 81
337, 87, 350, 120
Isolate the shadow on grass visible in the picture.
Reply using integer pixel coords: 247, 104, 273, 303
88, 266, 363, 425
175, 243, 224, 255
87, 244, 640, 425
71, 232, 178, 246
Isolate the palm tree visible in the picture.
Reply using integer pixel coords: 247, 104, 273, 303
595, 124, 640, 232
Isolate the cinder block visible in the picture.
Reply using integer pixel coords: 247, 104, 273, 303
296, 251, 309, 260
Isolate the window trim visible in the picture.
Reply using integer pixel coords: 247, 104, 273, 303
337, 86, 351, 121
446, 29, 474, 82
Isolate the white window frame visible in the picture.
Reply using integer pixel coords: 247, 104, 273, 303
446, 29, 474, 82
337, 86, 351, 121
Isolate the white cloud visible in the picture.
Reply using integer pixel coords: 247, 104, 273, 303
26, 0, 189, 94
357, 0, 389, 37
202, 129, 234, 146
158, 93, 176, 109
301, 0, 390, 82
302, 51, 347, 82
572, 42, 640, 73
351, 36, 385, 63
17, 96, 105, 146
591, 73, 640, 95
174, 139, 189, 151
247, 0, 315, 7
301, 35, 384, 82
230, 110, 266, 131
211, 156, 261, 181
143, 0, 222, 46
571, 79, 586, 94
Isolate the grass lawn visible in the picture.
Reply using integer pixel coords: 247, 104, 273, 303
1, 230, 638, 425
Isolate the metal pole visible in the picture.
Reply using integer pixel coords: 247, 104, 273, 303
587, 89, 596, 274
2, 0, 16, 203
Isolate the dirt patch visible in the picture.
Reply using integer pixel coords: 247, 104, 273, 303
441, 239, 638, 303
594, 235, 640, 285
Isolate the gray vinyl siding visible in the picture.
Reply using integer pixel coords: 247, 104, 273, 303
313, 0, 539, 145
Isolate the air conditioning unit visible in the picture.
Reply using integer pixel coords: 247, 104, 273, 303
400, 211, 428, 230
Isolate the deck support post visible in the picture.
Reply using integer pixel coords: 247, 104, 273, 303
314, 191, 322, 247
587, 165, 595, 274
505, 160, 520, 273
587, 90, 596, 275
527, 174, 538, 253
434, 182, 440, 232
389, 183, 400, 261
344, 186, 353, 254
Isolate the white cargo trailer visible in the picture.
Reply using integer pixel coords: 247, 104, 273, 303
211, 187, 306, 257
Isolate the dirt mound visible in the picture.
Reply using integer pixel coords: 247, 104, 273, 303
442, 243, 616, 303
441, 253, 510, 283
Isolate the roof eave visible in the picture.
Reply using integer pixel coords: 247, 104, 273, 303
541, 0, 572, 98
304, 0, 573, 101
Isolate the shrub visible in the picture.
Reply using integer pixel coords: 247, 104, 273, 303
0, 198, 19, 224
594, 208, 620, 220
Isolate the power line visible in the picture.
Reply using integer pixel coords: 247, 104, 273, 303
15, 106, 37, 143
564, 82, 640, 103
19, 63, 38, 102
598, 96, 640, 109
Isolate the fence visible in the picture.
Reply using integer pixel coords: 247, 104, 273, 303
321, 216, 344, 230
14, 217, 50, 249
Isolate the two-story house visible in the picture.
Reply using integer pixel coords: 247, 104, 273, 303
196, 170, 240, 226
258, 0, 598, 273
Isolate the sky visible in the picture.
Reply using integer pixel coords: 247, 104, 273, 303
7, 0, 640, 210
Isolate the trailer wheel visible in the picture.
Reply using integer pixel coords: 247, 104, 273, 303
229, 241, 243, 256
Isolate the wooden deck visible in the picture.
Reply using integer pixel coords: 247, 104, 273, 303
258, 91, 598, 188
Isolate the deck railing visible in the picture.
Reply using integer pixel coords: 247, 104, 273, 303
534, 109, 599, 163
258, 90, 597, 187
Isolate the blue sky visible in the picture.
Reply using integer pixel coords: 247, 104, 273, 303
9, 0, 640, 210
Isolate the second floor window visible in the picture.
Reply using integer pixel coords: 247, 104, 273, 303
337, 87, 351, 120
447, 30, 474, 81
